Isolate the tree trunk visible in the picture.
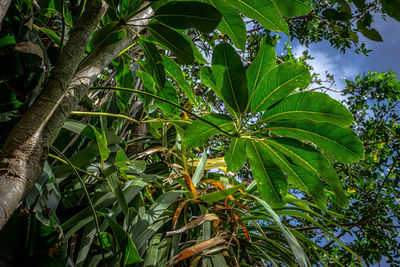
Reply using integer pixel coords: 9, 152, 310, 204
0, 1, 153, 229
0, 0, 12, 26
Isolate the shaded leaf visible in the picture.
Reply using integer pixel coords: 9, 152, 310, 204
212, 43, 248, 113
148, 23, 194, 65
154, 1, 222, 33
138, 36, 166, 87
246, 139, 287, 208
162, 55, 197, 106
208, 0, 246, 50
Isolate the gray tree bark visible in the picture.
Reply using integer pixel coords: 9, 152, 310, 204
0, 0, 153, 229
0, 0, 12, 26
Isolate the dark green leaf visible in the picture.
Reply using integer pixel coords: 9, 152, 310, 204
265, 137, 348, 207
246, 139, 287, 208
154, 1, 222, 33
100, 212, 142, 264
207, 0, 247, 51
212, 43, 248, 113
357, 19, 383, 42
138, 36, 166, 87
162, 55, 197, 106
380, 0, 400, 21
148, 23, 194, 65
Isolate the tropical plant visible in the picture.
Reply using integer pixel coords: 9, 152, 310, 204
0, 0, 399, 266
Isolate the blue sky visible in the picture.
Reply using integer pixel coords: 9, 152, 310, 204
290, 16, 400, 100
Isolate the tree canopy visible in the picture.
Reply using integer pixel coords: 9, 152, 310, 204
0, 0, 399, 266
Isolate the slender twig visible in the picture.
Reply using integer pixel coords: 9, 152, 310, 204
90, 86, 236, 137
50, 146, 106, 261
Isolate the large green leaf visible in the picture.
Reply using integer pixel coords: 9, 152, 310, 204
231, 0, 289, 35
265, 137, 348, 207
138, 36, 166, 87
154, 1, 222, 33
255, 139, 327, 209
212, 43, 248, 113
224, 138, 247, 172
115, 56, 135, 113
104, 166, 129, 216
246, 139, 287, 208
272, 0, 313, 18
266, 120, 364, 163
253, 196, 311, 267
162, 55, 197, 106
183, 114, 236, 148
148, 23, 194, 65
380, 0, 400, 21
262, 92, 354, 126
246, 36, 276, 110
100, 212, 142, 265
252, 62, 311, 113
207, 0, 247, 51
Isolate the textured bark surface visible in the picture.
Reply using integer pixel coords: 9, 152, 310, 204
0, 0, 12, 26
0, 0, 153, 229
0, 0, 108, 229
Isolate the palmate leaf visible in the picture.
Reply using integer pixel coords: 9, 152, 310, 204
148, 23, 194, 65
265, 137, 348, 206
183, 114, 236, 148
261, 92, 354, 126
207, 0, 247, 51
266, 120, 364, 164
253, 139, 327, 209
246, 139, 287, 208
252, 62, 311, 113
246, 36, 276, 110
231, 0, 289, 36
224, 137, 247, 172
154, 1, 222, 33
212, 43, 248, 113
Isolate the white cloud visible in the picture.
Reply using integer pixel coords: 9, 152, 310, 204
293, 44, 362, 101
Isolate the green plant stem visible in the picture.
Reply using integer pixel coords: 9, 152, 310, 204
48, 153, 103, 180
90, 86, 235, 137
49, 145, 106, 261
71, 111, 140, 124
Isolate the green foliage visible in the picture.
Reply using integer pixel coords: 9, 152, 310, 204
0, 0, 398, 266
